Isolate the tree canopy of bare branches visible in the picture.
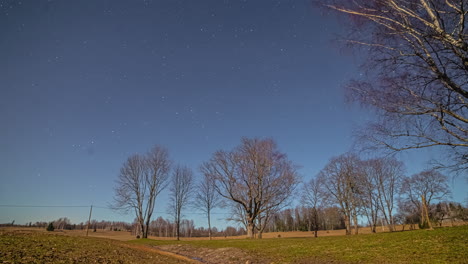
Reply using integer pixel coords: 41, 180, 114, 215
194, 172, 221, 240
317, 153, 362, 235
169, 165, 194, 240
324, 0, 468, 171
113, 146, 171, 238
401, 169, 451, 229
302, 177, 325, 237
201, 138, 299, 239
361, 157, 405, 232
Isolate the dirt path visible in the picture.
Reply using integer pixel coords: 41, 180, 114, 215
122, 243, 202, 263
154, 244, 271, 264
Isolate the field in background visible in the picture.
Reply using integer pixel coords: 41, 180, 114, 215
0, 223, 434, 241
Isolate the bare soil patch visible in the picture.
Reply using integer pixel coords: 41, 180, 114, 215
155, 244, 271, 264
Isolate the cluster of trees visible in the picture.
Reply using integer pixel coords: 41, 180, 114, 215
112, 1, 467, 239
261, 200, 468, 236
267, 206, 345, 233
295, 0, 468, 236
301, 154, 460, 235
113, 138, 466, 240
114, 138, 299, 240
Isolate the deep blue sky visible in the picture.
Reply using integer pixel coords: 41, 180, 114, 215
1, 0, 466, 227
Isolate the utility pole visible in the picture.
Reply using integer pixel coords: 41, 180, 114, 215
86, 205, 93, 236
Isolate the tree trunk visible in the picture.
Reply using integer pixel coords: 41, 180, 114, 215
344, 215, 351, 235
388, 214, 395, 232
208, 212, 212, 240
143, 224, 148, 238
247, 222, 255, 239
422, 195, 433, 230
144, 218, 151, 238
353, 214, 359, 235
313, 208, 318, 237
258, 231, 263, 239
371, 221, 376, 233
139, 219, 145, 238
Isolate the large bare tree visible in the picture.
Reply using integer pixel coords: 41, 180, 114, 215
317, 153, 363, 235
113, 146, 171, 238
193, 171, 221, 240
323, 0, 468, 171
201, 138, 299, 239
401, 169, 451, 229
169, 165, 194, 240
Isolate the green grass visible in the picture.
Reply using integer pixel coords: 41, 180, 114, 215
0, 229, 188, 263
131, 225, 468, 263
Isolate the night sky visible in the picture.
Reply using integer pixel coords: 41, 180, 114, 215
1, 0, 466, 227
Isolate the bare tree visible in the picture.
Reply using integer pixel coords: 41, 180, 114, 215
201, 138, 299, 239
302, 177, 325, 237
401, 169, 451, 229
374, 158, 404, 231
359, 161, 381, 233
362, 157, 404, 231
53, 217, 71, 230
317, 153, 362, 235
169, 165, 194, 240
145, 147, 172, 237
323, 0, 468, 171
113, 146, 171, 238
193, 172, 221, 240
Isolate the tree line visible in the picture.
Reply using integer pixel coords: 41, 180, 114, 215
262, 201, 467, 236
14, 217, 246, 238
112, 138, 466, 240
15, 219, 132, 232
299, 154, 466, 236
9, 136, 466, 240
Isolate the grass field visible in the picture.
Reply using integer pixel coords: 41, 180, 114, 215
1, 225, 467, 263
131, 225, 468, 263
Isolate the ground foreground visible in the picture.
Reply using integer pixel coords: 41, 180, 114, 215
131, 225, 468, 263
0, 229, 192, 263
1, 226, 467, 263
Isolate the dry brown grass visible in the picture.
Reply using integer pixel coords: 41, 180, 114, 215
7, 221, 465, 241
0, 228, 193, 263
0, 225, 415, 241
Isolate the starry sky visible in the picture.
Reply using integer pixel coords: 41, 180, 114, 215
1, 0, 466, 227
